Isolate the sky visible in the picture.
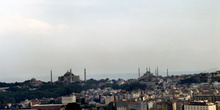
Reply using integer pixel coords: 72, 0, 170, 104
0, 0, 219, 82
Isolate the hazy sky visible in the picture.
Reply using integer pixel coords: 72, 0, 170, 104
0, 0, 219, 82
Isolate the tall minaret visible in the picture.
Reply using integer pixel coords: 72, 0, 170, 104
167, 68, 169, 77
157, 67, 159, 76
70, 68, 72, 83
138, 68, 140, 79
84, 68, 86, 82
50, 70, 53, 83
146, 67, 148, 73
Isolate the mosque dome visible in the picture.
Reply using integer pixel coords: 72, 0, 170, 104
64, 72, 73, 77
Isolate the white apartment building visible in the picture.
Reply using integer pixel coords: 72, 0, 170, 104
61, 95, 76, 105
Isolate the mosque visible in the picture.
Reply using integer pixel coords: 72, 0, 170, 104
58, 69, 80, 84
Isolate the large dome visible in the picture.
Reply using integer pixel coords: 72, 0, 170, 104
64, 72, 74, 77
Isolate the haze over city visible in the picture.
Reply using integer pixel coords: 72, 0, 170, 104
0, 0, 219, 82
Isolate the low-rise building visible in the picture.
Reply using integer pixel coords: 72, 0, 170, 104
184, 101, 216, 110
31, 104, 64, 110
127, 101, 147, 110
195, 94, 220, 102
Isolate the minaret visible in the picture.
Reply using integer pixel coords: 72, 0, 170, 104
146, 67, 148, 73
84, 68, 86, 82
70, 68, 72, 83
138, 68, 140, 79
167, 68, 169, 77
50, 70, 53, 83
157, 67, 159, 77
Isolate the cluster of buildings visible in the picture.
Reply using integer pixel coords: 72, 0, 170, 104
3, 68, 220, 110
15, 83, 219, 110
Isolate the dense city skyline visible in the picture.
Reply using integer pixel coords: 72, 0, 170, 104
0, 0, 219, 82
